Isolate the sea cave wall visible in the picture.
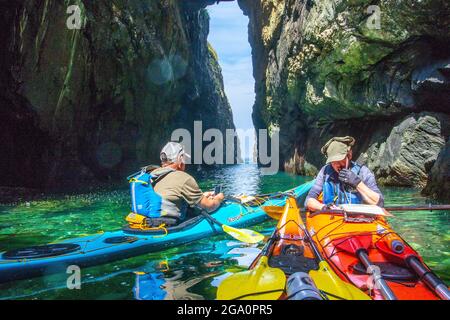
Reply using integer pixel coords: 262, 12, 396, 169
0, 0, 235, 193
239, 0, 450, 200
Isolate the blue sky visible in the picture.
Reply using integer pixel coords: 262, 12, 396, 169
207, 1, 255, 160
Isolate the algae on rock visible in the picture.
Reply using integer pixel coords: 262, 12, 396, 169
239, 0, 450, 199
0, 0, 236, 192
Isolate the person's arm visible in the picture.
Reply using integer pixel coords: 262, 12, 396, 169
306, 198, 327, 212
305, 167, 327, 212
198, 192, 224, 212
180, 177, 223, 213
306, 197, 340, 211
357, 168, 384, 206
356, 182, 381, 205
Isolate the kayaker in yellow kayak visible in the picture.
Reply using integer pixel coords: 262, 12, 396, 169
305, 136, 384, 211
129, 142, 224, 227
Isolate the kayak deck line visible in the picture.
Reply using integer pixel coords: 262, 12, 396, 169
217, 196, 371, 300
306, 208, 449, 300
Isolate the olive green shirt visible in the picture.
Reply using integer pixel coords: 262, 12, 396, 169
153, 169, 204, 218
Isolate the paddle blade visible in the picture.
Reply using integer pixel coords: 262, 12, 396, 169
333, 234, 373, 254
217, 256, 286, 300
262, 206, 284, 220
222, 225, 264, 244
309, 261, 371, 300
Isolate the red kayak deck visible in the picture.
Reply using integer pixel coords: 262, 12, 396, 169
306, 211, 442, 300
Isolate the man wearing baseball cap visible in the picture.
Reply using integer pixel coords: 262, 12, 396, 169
150, 142, 224, 225
305, 136, 384, 211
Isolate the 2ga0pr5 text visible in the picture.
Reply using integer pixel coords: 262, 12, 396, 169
221, 304, 272, 315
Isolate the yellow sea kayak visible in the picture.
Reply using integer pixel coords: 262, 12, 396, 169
217, 197, 370, 300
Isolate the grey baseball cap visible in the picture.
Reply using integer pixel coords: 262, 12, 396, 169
321, 136, 355, 164
160, 142, 191, 163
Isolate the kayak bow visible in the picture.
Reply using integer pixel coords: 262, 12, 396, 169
217, 197, 370, 300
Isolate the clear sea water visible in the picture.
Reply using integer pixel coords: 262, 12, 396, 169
0, 164, 448, 299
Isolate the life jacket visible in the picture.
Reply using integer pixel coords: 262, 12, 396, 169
129, 167, 179, 218
322, 162, 363, 205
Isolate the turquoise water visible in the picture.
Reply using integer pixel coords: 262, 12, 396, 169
0, 164, 448, 299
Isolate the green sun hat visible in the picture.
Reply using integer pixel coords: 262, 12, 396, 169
321, 136, 355, 164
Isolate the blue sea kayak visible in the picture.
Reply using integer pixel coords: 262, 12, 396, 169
0, 182, 314, 283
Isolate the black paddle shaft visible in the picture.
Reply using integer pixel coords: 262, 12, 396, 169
299, 223, 325, 262
199, 210, 223, 227
407, 256, 450, 300
308, 205, 450, 217
386, 204, 450, 211
260, 228, 279, 258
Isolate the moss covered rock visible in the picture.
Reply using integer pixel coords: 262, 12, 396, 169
239, 0, 450, 199
0, 0, 235, 191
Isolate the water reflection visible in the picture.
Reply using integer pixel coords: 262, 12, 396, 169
134, 270, 216, 300
224, 247, 260, 267
193, 164, 262, 196
131, 238, 262, 300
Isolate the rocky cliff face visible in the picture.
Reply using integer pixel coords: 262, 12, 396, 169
239, 0, 450, 200
0, 0, 235, 192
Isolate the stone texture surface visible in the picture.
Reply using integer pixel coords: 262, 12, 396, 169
358, 113, 449, 187
423, 140, 450, 201
0, 0, 235, 191
239, 0, 450, 199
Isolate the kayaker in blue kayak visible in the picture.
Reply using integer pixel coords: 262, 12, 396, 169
305, 136, 384, 211
129, 142, 224, 227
